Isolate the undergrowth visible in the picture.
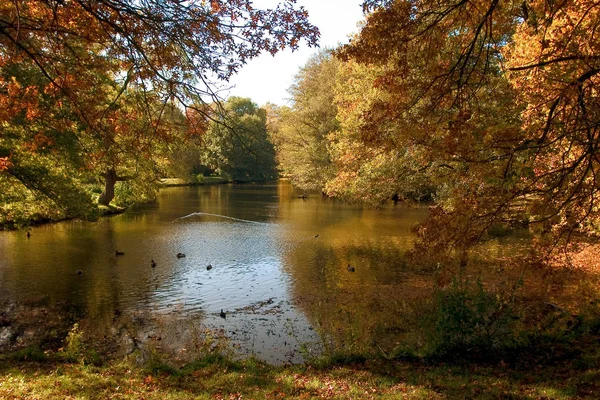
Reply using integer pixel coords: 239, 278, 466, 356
393, 271, 600, 368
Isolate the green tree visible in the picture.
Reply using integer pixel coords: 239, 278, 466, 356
93, 89, 189, 206
0, 53, 102, 224
202, 97, 278, 182
327, 58, 438, 205
271, 50, 340, 192
159, 103, 204, 182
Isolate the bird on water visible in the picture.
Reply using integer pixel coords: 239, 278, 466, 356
176, 253, 186, 258
347, 264, 355, 272
220, 309, 226, 319
151, 260, 157, 268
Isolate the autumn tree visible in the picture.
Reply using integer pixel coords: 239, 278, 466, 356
158, 104, 204, 182
504, 0, 600, 246
202, 97, 278, 182
327, 57, 438, 205
335, 0, 599, 256
270, 50, 340, 192
93, 88, 192, 206
0, 46, 103, 223
0, 0, 319, 220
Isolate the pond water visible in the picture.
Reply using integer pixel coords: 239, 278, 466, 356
0, 181, 433, 363
3, 180, 592, 364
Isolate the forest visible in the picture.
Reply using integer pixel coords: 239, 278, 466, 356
274, 0, 600, 266
2, 0, 598, 259
1, 0, 600, 398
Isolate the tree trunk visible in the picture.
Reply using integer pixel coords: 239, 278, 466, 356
98, 168, 118, 206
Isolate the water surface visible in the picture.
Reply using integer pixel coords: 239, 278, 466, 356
4, 181, 541, 363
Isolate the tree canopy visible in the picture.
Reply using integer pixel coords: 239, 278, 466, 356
330, 0, 600, 254
270, 50, 339, 192
201, 97, 278, 182
267, 0, 599, 259
0, 0, 319, 223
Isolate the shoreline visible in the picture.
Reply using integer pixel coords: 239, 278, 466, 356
0, 176, 231, 230
1, 332, 599, 399
159, 176, 230, 187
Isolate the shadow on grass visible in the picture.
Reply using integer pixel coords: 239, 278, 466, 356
1, 345, 599, 399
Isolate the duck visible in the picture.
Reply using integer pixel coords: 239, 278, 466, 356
115, 250, 125, 256
206, 264, 213, 271
176, 253, 186, 258
347, 264, 355, 272
220, 309, 226, 319
151, 259, 157, 268
76, 270, 83, 275
113, 309, 121, 322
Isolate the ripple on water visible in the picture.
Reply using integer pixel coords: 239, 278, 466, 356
0, 184, 439, 364
142, 220, 291, 315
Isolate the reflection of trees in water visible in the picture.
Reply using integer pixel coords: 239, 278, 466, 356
273, 188, 432, 355
283, 236, 432, 355
154, 185, 282, 223
467, 240, 600, 316
3, 182, 600, 362
284, 232, 600, 356
0, 222, 120, 311
0, 218, 190, 349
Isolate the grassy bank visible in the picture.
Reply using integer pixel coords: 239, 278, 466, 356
0, 176, 229, 229
2, 297, 600, 399
2, 261, 600, 398
159, 176, 229, 187
2, 274, 600, 398
1, 348, 599, 399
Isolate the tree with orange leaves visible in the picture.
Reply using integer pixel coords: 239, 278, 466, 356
333, 0, 599, 256
0, 0, 318, 223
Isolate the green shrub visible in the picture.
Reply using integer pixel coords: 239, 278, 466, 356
194, 174, 204, 184
407, 274, 523, 360
144, 352, 181, 376
60, 323, 100, 365
61, 323, 85, 363
6, 346, 48, 362
114, 179, 158, 207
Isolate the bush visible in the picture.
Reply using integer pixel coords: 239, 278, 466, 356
60, 323, 100, 365
193, 174, 204, 184
404, 274, 524, 360
6, 346, 48, 362
114, 179, 158, 207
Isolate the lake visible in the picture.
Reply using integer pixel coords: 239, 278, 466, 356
1, 181, 594, 364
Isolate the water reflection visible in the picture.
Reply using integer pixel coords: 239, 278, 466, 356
1, 183, 338, 363
6, 181, 595, 364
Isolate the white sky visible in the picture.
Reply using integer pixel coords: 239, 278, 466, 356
225, 0, 365, 106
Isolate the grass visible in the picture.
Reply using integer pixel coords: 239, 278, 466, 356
2, 290, 599, 398
3, 266, 600, 398
159, 176, 229, 187
0, 347, 599, 399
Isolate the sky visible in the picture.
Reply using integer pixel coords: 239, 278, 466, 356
225, 0, 365, 106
